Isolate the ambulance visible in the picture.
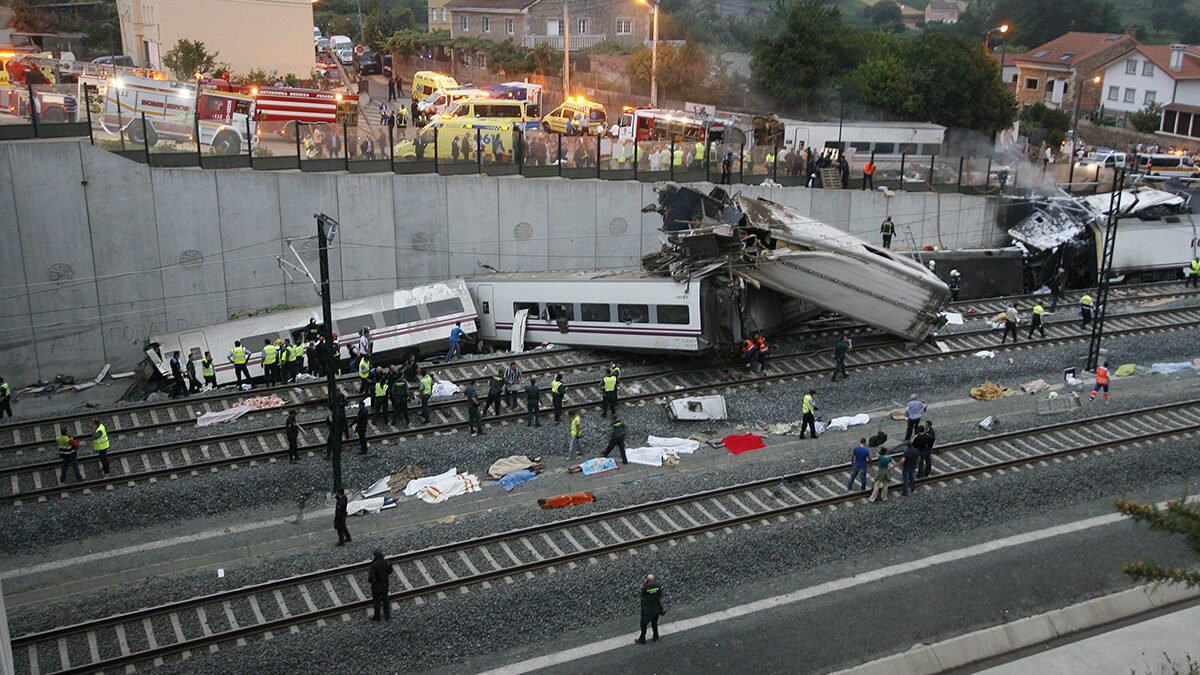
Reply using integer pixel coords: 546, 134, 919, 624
419, 114, 519, 162
541, 97, 606, 135
411, 71, 459, 104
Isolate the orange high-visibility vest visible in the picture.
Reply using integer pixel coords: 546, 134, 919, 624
1096, 366, 1110, 385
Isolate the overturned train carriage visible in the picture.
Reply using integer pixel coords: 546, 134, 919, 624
647, 186, 951, 342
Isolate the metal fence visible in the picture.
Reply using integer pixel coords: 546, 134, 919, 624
0, 85, 1011, 192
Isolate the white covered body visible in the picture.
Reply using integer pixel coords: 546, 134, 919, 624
736, 197, 950, 342
145, 279, 477, 380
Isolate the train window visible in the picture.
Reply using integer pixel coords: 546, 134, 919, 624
544, 303, 574, 321
390, 306, 421, 325
850, 142, 871, 153
513, 301, 539, 317
581, 303, 610, 322
617, 304, 649, 324
656, 305, 690, 325
919, 143, 942, 155
242, 333, 277, 351
898, 143, 918, 155
874, 143, 895, 154
426, 298, 464, 317
336, 314, 377, 336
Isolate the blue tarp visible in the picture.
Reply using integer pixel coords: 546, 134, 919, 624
497, 469, 537, 491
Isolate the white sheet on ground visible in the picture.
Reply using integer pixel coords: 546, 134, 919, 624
646, 436, 700, 453
346, 496, 394, 515
415, 473, 481, 503
1152, 362, 1195, 374
942, 312, 964, 325
826, 413, 870, 431
511, 308, 529, 353
196, 407, 251, 427
403, 467, 458, 496
363, 475, 391, 498
431, 380, 458, 397
627, 447, 665, 467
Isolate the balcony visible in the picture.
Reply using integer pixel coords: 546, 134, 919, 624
522, 34, 607, 50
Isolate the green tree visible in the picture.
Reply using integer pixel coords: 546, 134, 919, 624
867, 0, 903, 26
851, 33, 1016, 133
751, 0, 852, 109
1129, 102, 1165, 134
161, 39, 222, 79
956, 0, 1121, 49
627, 42, 730, 103
1020, 102, 1071, 145
1116, 497, 1200, 588
382, 28, 424, 59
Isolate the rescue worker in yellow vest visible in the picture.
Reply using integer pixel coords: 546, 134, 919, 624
609, 362, 622, 383
419, 369, 434, 423
90, 419, 111, 476
612, 139, 626, 167
600, 369, 619, 418
291, 342, 306, 380
799, 390, 818, 440
1189, 257, 1200, 288
694, 140, 705, 170
372, 367, 390, 423
279, 339, 292, 383
1028, 303, 1046, 338
229, 341, 251, 386
766, 150, 776, 173
742, 337, 760, 374
358, 355, 372, 396
672, 144, 684, 168
1080, 294, 1094, 329
880, 217, 895, 249
550, 373, 566, 424
0, 376, 10, 418
261, 339, 280, 386
57, 426, 83, 483
201, 351, 217, 388
948, 269, 962, 301
568, 411, 583, 460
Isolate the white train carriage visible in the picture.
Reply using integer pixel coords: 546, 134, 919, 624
465, 271, 748, 353
145, 279, 477, 381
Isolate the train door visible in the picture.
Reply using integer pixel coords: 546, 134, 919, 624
179, 331, 209, 363
474, 284, 495, 338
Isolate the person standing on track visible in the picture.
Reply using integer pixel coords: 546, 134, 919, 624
603, 414, 627, 464
550, 373, 566, 424
847, 438, 870, 491
635, 574, 665, 644
0, 376, 11, 418
390, 367, 410, 427
1080, 293, 1094, 329
169, 351, 186, 398
444, 321, 474, 363
900, 441, 919, 496
1090, 360, 1111, 402
201, 351, 217, 388
741, 336, 759, 374
262, 339, 282, 386
372, 367, 390, 423
831, 335, 852, 382
418, 369, 434, 423
905, 394, 926, 441
799, 390, 818, 439
525, 377, 541, 427
1028, 302, 1046, 338
1000, 304, 1020, 344
600, 368, 619, 418
483, 369, 505, 417
1188, 257, 1200, 288
334, 489, 351, 546
756, 334, 770, 373
465, 379, 483, 436
368, 549, 393, 621
948, 270, 961, 302
355, 399, 370, 453
357, 352, 372, 397
504, 362, 524, 411
568, 411, 583, 461
285, 410, 300, 463
914, 421, 935, 478
89, 419, 111, 477
185, 353, 202, 393
868, 447, 892, 503
56, 426, 83, 483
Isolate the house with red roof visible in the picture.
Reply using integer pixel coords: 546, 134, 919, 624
1093, 43, 1200, 139
1013, 32, 1136, 110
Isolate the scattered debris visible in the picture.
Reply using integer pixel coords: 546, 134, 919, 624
538, 492, 595, 510
1038, 392, 1081, 415
196, 394, 286, 426
979, 415, 999, 431
73, 382, 97, 391
437, 514, 457, 525
974, 351, 997, 359
110, 371, 136, 379
970, 381, 1015, 401
667, 394, 729, 421
93, 363, 111, 384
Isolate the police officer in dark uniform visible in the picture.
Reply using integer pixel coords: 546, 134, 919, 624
913, 421, 935, 478
56, 426, 83, 483
831, 335, 852, 382
603, 414, 627, 464
390, 366, 410, 426
636, 573, 665, 644
334, 489, 351, 546
368, 549, 393, 621
285, 410, 300, 463
525, 378, 541, 427
169, 351, 186, 398
355, 399, 370, 454
465, 379, 483, 436
483, 369, 505, 417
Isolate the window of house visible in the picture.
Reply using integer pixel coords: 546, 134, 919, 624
1143, 61, 1155, 76
1025, 78, 1038, 90
1145, 90, 1156, 104
1124, 88, 1136, 103
482, 16, 490, 32
547, 18, 560, 35
506, 18, 514, 34
578, 18, 588, 34
1010, 73, 1018, 83
430, 8, 436, 22
441, 8, 447, 21
1126, 59, 1138, 75
616, 17, 632, 35
461, 15, 468, 31
1108, 86, 1119, 101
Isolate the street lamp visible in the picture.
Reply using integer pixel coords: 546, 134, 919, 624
637, 0, 659, 107
984, 23, 1009, 49
1067, 74, 1103, 188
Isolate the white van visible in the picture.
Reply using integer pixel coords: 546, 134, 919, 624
329, 35, 354, 64
1076, 151, 1127, 169
418, 87, 489, 116
1136, 153, 1200, 179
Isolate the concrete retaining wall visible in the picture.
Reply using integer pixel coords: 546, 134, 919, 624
0, 139, 1005, 386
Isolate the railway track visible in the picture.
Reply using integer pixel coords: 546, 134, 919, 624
13, 396, 1200, 675
0, 347, 622, 455
3, 303, 1198, 506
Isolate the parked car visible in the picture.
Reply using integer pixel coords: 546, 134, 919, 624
92, 55, 135, 67
329, 35, 354, 65
355, 46, 381, 75
316, 37, 329, 55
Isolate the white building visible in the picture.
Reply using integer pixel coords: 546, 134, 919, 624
1095, 44, 1200, 116
115, 0, 315, 78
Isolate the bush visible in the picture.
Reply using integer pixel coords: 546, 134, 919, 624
1128, 102, 1164, 134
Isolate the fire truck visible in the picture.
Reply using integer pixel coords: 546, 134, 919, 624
103, 75, 256, 153
616, 107, 744, 147
0, 52, 168, 123
200, 78, 358, 141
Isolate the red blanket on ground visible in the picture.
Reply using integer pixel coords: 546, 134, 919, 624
723, 433, 765, 454
538, 492, 596, 510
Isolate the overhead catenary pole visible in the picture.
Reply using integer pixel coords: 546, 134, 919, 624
314, 213, 343, 494
1086, 168, 1127, 371
650, 2, 658, 107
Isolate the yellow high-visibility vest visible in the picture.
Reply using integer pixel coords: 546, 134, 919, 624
262, 344, 278, 365
420, 374, 433, 395
93, 424, 109, 451
602, 375, 617, 392
359, 358, 371, 379
551, 379, 563, 394
802, 394, 816, 415
570, 416, 582, 437
232, 346, 248, 364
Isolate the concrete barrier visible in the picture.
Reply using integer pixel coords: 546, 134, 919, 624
0, 139, 1005, 385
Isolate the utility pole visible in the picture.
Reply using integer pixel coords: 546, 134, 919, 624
650, 2, 658, 106
356, 0, 365, 42
1086, 169, 1128, 372
314, 213, 343, 494
563, 1, 570, 101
